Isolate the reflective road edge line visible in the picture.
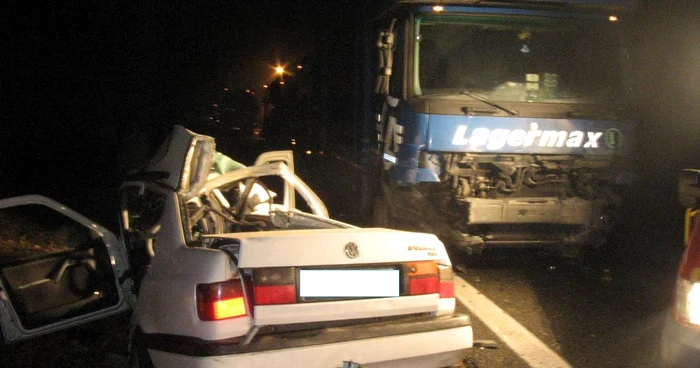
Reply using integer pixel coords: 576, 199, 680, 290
454, 276, 572, 368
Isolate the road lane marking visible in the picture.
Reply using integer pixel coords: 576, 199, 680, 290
454, 276, 572, 368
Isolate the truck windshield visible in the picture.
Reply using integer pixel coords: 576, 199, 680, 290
414, 13, 627, 104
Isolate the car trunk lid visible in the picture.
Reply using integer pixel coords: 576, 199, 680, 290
207, 228, 454, 326
228, 228, 449, 267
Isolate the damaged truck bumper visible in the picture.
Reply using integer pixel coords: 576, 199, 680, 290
457, 197, 597, 257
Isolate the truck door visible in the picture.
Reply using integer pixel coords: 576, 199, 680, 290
0, 195, 131, 344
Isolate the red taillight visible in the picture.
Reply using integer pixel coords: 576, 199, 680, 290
196, 279, 247, 321
409, 275, 439, 294
674, 212, 700, 328
438, 265, 455, 298
253, 268, 297, 305
407, 261, 439, 295
680, 216, 700, 282
406, 261, 454, 299
254, 285, 296, 305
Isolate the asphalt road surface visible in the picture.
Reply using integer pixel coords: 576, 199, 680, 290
451, 213, 683, 368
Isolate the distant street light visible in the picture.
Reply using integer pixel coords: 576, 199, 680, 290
275, 66, 285, 76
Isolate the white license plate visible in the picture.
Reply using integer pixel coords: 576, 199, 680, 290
299, 269, 400, 298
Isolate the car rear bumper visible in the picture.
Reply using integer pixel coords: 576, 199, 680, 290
145, 314, 472, 368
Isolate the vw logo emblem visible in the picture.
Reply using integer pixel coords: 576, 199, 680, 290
344, 242, 359, 259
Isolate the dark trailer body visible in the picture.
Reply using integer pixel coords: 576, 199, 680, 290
363, 0, 638, 258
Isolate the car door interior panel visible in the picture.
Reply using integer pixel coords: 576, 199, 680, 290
0, 239, 119, 329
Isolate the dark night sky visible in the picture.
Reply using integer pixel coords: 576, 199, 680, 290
1, 0, 700, 223
0, 1, 361, 196
1, 0, 347, 138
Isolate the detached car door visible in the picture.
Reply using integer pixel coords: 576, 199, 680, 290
0, 195, 132, 344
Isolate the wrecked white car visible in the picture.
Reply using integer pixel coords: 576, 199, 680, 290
0, 126, 472, 367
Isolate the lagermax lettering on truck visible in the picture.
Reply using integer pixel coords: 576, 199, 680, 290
451, 125, 604, 149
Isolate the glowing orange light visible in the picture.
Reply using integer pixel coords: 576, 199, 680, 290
263, 84, 268, 88
305, 150, 312, 155
608, 15, 619, 22
432, 5, 444, 12
296, 65, 303, 69
212, 297, 246, 319
275, 66, 285, 75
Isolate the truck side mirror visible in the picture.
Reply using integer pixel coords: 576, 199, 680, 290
374, 19, 397, 95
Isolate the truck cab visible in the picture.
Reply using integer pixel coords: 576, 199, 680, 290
369, 0, 638, 258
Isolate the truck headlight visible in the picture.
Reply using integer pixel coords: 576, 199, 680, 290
675, 278, 700, 327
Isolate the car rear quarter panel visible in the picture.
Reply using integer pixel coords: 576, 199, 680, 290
135, 247, 252, 341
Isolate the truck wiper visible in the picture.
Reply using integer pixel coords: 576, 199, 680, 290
462, 90, 519, 116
